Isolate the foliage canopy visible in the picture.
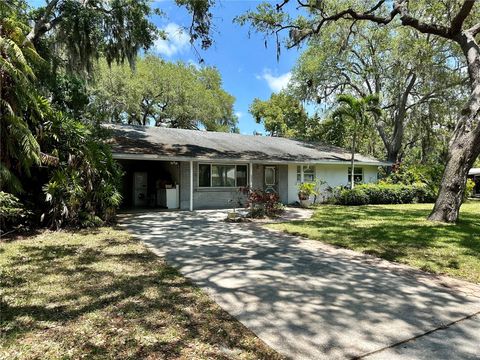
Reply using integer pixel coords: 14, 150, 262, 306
90, 56, 238, 131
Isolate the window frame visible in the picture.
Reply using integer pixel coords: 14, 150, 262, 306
264, 166, 276, 186
198, 163, 249, 188
296, 165, 316, 184
347, 167, 364, 184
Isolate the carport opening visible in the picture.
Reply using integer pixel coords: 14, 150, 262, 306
117, 159, 180, 209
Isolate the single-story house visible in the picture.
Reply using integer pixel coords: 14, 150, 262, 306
106, 124, 390, 210
468, 168, 480, 196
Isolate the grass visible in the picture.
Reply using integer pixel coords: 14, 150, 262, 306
268, 202, 480, 283
0, 228, 282, 360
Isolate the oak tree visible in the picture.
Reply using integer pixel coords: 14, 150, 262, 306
238, 0, 480, 222
90, 56, 237, 131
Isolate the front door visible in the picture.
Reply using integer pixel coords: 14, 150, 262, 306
133, 172, 148, 207
264, 166, 278, 193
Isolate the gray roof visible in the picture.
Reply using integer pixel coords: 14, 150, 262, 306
105, 124, 389, 165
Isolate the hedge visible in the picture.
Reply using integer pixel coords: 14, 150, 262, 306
330, 183, 436, 205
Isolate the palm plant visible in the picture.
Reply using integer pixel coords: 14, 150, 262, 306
41, 115, 123, 228
0, 2, 44, 193
1, 4, 123, 229
332, 94, 382, 189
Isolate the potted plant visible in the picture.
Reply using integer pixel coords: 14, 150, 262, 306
298, 182, 317, 207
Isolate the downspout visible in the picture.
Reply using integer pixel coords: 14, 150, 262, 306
249, 162, 253, 188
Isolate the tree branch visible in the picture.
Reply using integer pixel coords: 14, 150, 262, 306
400, 72, 417, 112
376, 121, 390, 149
276, 0, 290, 11
467, 22, 480, 37
26, 0, 61, 43
293, 0, 456, 47
394, 1, 450, 39
449, 0, 475, 36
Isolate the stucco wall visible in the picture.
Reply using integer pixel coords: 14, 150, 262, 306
252, 163, 263, 189
180, 161, 379, 209
287, 164, 379, 204
180, 161, 262, 210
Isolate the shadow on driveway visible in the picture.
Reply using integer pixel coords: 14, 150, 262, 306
119, 210, 480, 360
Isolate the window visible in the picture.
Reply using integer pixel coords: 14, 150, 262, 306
297, 165, 316, 183
348, 167, 363, 184
198, 164, 248, 187
303, 165, 315, 182
199, 164, 211, 187
212, 165, 236, 187
236, 165, 248, 187
265, 166, 276, 185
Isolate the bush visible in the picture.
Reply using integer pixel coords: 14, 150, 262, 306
40, 116, 123, 228
330, 183, 436, 206
240, 187, 283, 218
383, 163, 443, 195
465, 178, 475, 200
297, 182, 318, 201
0, 192, 30, 233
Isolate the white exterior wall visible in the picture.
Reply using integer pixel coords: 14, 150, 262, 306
287, 164, 379, 204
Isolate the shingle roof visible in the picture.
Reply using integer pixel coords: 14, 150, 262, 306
105, 124, 389, 165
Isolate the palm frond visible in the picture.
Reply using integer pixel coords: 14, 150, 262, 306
0, 163, 24, 193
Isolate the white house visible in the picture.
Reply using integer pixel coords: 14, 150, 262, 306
106, 124, 389, 210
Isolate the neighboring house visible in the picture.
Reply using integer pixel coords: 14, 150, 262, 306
468, 168, 480, 197
106, 124, 389, 210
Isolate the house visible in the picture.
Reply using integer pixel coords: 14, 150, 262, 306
106, 124, 389, 210
468, 168, 480, 197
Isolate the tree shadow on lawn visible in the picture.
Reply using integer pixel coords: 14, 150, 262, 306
285, 205, 480, 275
1, 230, 281, 359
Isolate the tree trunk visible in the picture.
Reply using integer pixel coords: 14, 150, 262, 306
381, 73, 417, 164
351, 132, 356, 189
428, 126, 479, 222
428, 34, 480, 222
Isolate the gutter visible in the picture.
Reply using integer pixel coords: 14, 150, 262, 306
111, 152, 392, 167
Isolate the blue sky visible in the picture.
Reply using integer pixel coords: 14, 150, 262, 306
151, 1, 301, 134
28, 0, 302, 134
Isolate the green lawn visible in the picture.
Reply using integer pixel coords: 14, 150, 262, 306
269, 202, 480, 283
0, 228, 281, 360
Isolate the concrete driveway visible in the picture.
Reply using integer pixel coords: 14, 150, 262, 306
119, 210, 480, 360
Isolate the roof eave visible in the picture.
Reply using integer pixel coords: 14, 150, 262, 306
111, 152, 391, 166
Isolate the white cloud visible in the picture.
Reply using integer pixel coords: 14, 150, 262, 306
257, 69, 292, 92
154, 23, 190, 57
235, 111, 243, 119
187, 59, 201, 69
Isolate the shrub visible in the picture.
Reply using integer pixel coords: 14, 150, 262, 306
332, 187, 369, 205
40, 116, 123, 228
465, 178, 475, 200
383, 163, 443, 195
0, 192, 30, 233
297, 182, 317, 201
240, 187, 283, 218
330, 183, 436, 205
